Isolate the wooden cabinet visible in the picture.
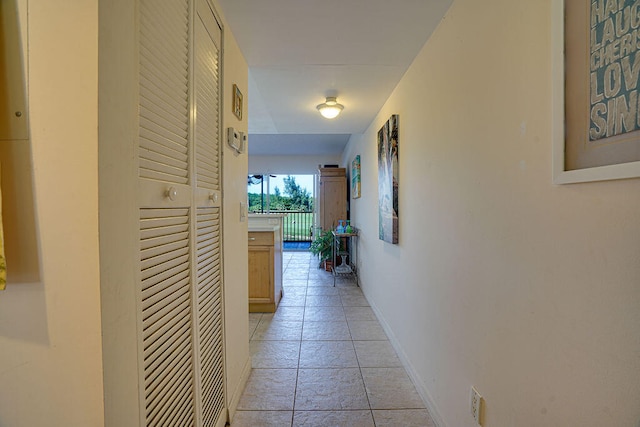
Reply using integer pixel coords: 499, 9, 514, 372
248, 229, 282, 312
318, 167, 347, 231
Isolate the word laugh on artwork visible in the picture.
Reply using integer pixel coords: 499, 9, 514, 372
590, 0, 640, 141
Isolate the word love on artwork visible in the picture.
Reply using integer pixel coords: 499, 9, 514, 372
589, 0, 640, 142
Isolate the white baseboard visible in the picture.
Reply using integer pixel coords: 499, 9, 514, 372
363, 291, 448, 427
226, 356, 252, 424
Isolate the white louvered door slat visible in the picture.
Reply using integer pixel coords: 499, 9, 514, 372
141, 108, 189, 142
138, 0, 225, 425
140, 25, 189, 66
139, 0, 190, 187
193, 1, 224, 425
139, 82, 188, 127
194, 3, 221, 195
140, 208, 194, 427
139, 66, 189, 111
139, 0, 196, 425
139, 115, 188, 149
196, 208, 224, 427
139, 138, 187, 170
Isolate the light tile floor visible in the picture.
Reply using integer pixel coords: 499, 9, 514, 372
231, 251, 436, 427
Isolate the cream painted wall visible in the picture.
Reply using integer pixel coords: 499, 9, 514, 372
216, 1, 252, 417
343, 1, 640, 426
0, 0, 248, 425
0, 0, 104, 426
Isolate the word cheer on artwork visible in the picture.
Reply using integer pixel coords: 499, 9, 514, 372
589, 0, 640, 140
564, 0, 640, 172
377, 115, 399, 244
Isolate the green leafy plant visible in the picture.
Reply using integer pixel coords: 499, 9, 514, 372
310, 229, 344, 268
310, 230, 333, 263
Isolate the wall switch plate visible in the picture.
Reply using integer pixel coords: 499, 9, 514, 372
240, 131, 247, 153
240, 201, 247, 222
470, 386, 482, 425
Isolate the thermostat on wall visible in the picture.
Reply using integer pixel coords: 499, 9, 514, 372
227, 127, 246, 154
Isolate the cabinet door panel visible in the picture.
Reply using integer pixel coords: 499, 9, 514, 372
248, 231, 274, 246
320, 176, 346, 231
248, 247, 273, 301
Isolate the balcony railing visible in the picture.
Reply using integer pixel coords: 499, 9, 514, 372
268, 210, 314, 242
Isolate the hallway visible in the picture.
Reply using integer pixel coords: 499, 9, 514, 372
232, 252, 436, 426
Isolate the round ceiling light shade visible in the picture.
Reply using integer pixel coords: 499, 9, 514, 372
316, 96, 344, 119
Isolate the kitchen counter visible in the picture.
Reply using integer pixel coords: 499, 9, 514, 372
248, 227, 283, 312
248, 224, 280, 232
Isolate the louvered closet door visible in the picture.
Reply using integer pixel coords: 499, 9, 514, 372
139, 0, 191, 193
140, 208, 194, 427
193, 1, 224, 426
139, 0, 195, 425
137, 0, 225, 426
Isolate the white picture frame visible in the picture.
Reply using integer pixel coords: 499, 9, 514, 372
552, 0, 640, 184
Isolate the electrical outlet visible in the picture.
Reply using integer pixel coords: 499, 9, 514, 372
470, 386, 482, 425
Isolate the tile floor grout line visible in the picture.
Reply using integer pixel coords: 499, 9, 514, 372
239, 252, 435, 426
343, 292, 377, 425
288, 267, 308, 426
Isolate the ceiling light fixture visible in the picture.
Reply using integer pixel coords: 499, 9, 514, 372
316, 96, 344, 119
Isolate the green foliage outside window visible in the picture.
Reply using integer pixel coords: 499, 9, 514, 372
248, 175, 313, 212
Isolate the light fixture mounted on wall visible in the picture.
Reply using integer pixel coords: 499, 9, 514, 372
316, 96, 344, 119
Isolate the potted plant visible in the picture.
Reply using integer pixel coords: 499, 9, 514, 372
309, 229, 343, 270
310, 229, 333, 269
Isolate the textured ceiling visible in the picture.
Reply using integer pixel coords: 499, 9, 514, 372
216, 0, 453, 155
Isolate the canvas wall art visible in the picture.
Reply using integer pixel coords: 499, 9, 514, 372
377, 115, 399, 244
554, 0, 640, 183
351, 155, 361, 199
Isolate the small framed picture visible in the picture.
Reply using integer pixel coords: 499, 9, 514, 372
232, 84, 243, 120
351, 155, 361, 199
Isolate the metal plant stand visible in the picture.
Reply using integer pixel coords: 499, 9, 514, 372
331, 229, 358, 287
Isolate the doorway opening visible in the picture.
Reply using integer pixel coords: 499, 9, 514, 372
247, 174, 315, 249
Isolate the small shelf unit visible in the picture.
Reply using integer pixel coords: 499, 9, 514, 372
331, 229, 358, 286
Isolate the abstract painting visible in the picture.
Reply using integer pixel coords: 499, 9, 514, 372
351, 155, 361, 199
377, 115, 399, 244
